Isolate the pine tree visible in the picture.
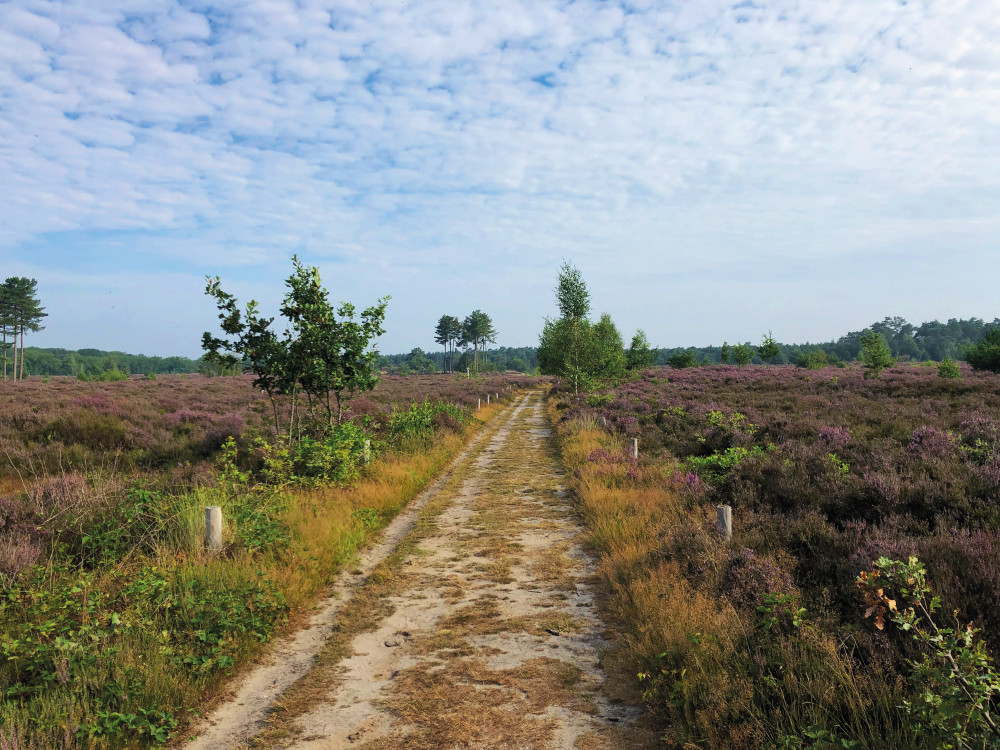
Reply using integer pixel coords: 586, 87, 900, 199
1, 278, 46, 381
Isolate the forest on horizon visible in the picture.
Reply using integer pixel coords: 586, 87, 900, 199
9, 314, 1000, 377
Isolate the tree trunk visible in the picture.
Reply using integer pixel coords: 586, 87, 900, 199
19, 327, 25, 380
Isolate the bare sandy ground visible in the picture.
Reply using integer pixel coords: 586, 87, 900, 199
190, 393, 651, 750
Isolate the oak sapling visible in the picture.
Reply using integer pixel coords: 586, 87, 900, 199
203, 255, 388, 442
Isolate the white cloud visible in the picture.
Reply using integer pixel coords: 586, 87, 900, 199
1, 0, 998, 354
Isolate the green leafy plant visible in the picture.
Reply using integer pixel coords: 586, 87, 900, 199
758, 331, 781, 365
965, 327, 1000, 374
938, 358, 962, 379
686, 444, 775, 481
859, 330, 896, 379
857, 556, 1000, 748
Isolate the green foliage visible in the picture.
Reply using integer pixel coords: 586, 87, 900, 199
592, 313, 627, 380
0, 570, 180, 744
626, 329, 656, 371
686, 444, 775, 481
857, 557, 1000, 749
136, 571, 288, 674
203, 256, 389, 440
555, 260, 591, 320
538, 317, 600, 393
938, 358, 962, 379
796, 349, 828, 370
732, 343, 755, 367
758, 331, 781, 364
461, 310, 497, 373
585, 393, 614, 407
434, 314, 462, 372
827, 453, 850, 476
667, 350, 697, 369
755, 592, 809, 632
79, 487, 168, 566
720, 341, 731, 364
965, 327, 1000, 374
774, 727, 863, 749
1, 276, 47, 381
386, 400, 468, 444
859, 330, 896, 379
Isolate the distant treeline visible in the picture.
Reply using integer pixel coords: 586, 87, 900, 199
657, 316, 1000, 366
16, 316, 998, 379
17, 347, 201, 377
378, 346, 539, 374
384, 316, 1000, 373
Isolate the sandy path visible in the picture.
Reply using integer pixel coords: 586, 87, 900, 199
198, 392, 651, 749
186, 400, 516, 750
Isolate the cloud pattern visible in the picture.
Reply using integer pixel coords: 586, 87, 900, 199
1, 0, 998, 354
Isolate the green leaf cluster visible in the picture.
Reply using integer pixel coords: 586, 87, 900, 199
203, 256, 388, 441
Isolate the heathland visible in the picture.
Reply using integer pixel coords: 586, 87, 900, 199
0, 372, 534, 747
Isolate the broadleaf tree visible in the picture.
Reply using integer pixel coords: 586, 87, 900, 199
203, 256, 388, 441
538, 262, 626, 393
626, 329, 656, 371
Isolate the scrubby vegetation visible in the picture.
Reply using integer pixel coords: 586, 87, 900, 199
0, 372, 533, 747
551, 362, 1000, 748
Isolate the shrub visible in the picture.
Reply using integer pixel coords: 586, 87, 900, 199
937, 357, 961, 379
859, 331, 895, 379
796, 350, 827, 370
667, 350, 697, 369
965, 326, 1000, 373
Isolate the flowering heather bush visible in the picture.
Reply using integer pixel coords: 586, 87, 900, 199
720, 547, 796, 610
0, 372, 540, 479
564, 362, 1000, 661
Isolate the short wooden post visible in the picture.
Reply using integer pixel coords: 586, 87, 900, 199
716, 505, 732, 541
495, 392, 499, 401
629, 438, 639, 460
487, 394, 490, 405
467, 368, 470, 379
205, 506, 223, 553
600, 416, 608, 428
477, 398, 481, 410
363, 439, 372, 465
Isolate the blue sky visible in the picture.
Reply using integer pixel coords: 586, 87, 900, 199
1, 0, 997, 357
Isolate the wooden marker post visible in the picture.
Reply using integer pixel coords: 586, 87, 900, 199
629, 438, 639, 460
363, 439, 372, 465
477, 398, 481, 410
205, 506, 223, 553
716, 505, 733, 541
487, 394, 490, 405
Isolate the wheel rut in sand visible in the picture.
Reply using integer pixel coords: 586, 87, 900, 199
202, 392, 651, 750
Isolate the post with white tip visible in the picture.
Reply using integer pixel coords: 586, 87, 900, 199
716, 505, 732, 542
477, 398, 481, 411
629, 438, 639, 460
205, 506, 223, 554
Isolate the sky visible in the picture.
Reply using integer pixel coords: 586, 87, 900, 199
1, 0, 998, 358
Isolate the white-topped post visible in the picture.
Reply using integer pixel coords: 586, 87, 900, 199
205, 506, 223, 553
716, 505, 732, 541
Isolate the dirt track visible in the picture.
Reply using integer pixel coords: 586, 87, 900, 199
189, 392, 650, 749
